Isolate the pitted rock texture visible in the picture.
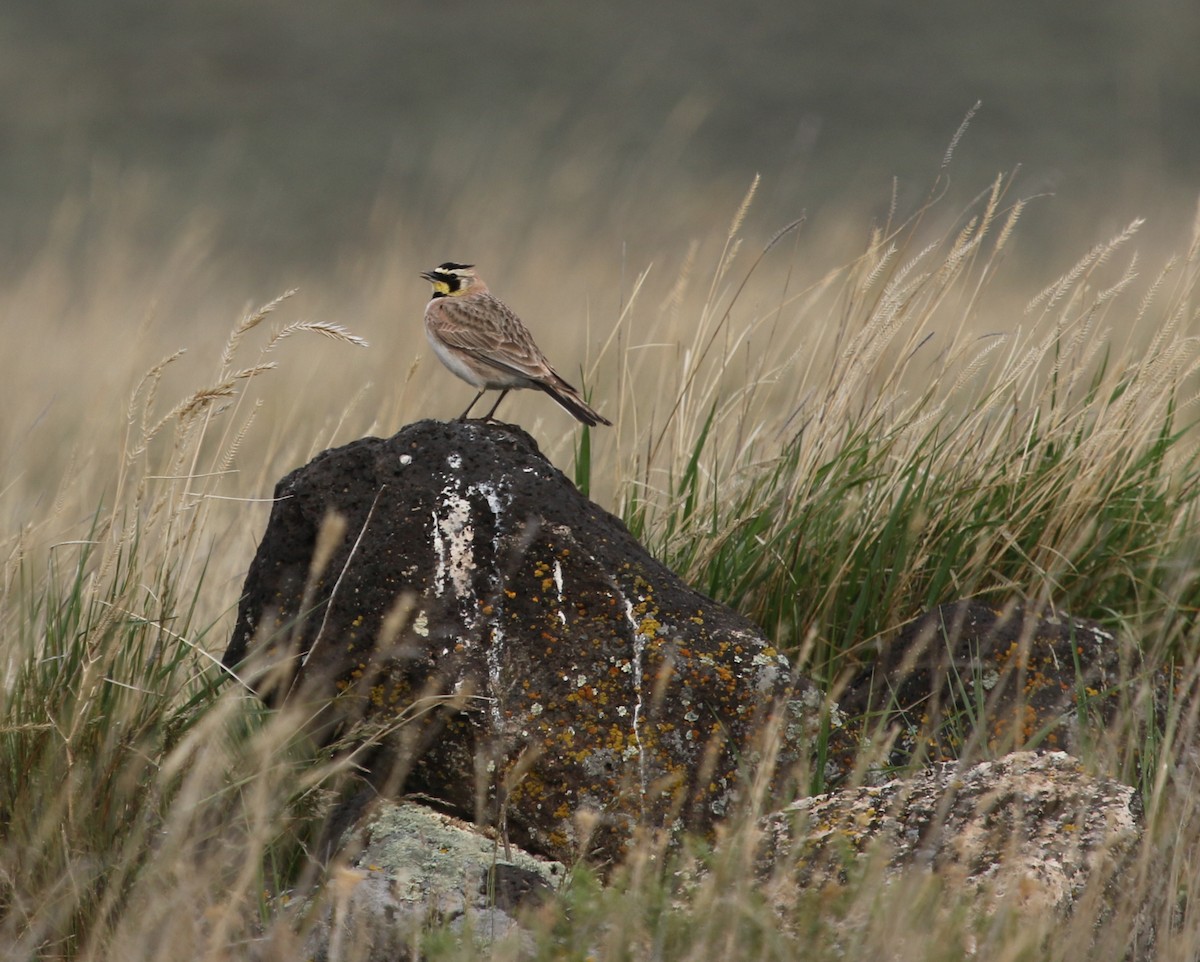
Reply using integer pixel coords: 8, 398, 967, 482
301, 800, 563, 962
225, 420, 819, 864
831, 600, 1168, 778
759, 751, 1142, 918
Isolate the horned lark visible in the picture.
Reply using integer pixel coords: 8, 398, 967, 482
421, 262, 611, 426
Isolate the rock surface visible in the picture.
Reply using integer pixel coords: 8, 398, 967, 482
301, 800, 564, 961
832, 600, 1162, 778
759, 751, 1142, 917
297, 752, 1149, 960
225, 420, 820, 864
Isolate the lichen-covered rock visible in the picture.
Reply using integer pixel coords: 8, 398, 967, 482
300, 800, 564, 962
760, 751, 1142, 917
831, 600, 1168, 778
225, 420, 820, 864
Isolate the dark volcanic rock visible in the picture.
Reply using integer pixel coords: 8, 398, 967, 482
226, 420, 819, 864
832, 600, 1167, 777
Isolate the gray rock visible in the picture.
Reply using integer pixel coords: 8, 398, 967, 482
759, 751, 1141, 917
301, 800, 565, 961
299, 755, 1150, 959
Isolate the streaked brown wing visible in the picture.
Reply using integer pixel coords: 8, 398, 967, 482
434, 294, 554, 379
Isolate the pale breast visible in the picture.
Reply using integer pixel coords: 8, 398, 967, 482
425, 317, 535, 389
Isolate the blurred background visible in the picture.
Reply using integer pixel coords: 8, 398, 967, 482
4, 0, 1198, 280
3, 0, 1200, 535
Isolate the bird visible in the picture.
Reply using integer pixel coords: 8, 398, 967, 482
420, 262, 612, 426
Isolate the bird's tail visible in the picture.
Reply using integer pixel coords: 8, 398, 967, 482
539, 376, 612, 427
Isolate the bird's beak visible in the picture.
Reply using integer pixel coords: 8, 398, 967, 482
419, 271, 436, 282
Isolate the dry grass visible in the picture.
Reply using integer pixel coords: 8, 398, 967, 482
4, 157, 1200, 959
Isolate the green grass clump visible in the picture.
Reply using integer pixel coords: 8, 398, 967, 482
0, 291, 370, 958
617, 179, 1200, 695
0, 525, 203, 953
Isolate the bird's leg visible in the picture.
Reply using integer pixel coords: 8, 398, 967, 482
482, 390, 509, 422
457, 390, 486, 421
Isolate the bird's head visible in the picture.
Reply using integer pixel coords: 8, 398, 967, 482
420, 262, 480, 298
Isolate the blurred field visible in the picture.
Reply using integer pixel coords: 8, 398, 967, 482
4, 0, 1200, 277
